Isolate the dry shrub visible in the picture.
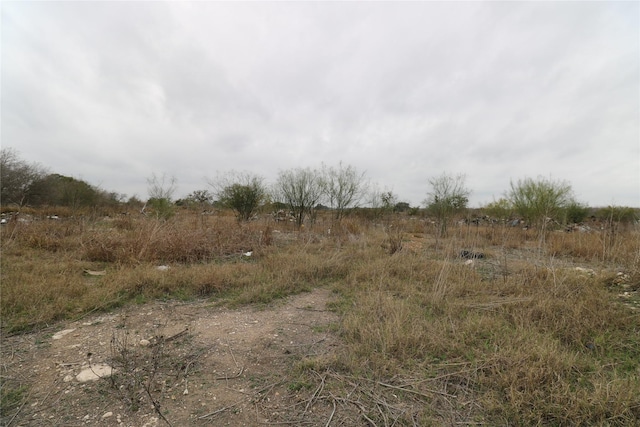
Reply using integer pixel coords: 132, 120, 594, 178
83, 217, 262, 264
3, 218, 84, 252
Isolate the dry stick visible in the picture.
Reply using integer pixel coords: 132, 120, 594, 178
324, 398, 337, 427
200, 380, 286, 420
377, 380, 457, 399
334, 397, 377, 427
5, 387, 32, 427
198, 399, 245, 419
214, 367, 245, 380
164, 328, 188, 342
301, 371, 326, 419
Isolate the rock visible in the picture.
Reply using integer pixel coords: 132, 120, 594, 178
76, 364, 113, 382
102, 411, 113, 418
52, 329, 76, 340
139, 339, 151, 347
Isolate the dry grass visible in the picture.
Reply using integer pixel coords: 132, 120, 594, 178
1, 208, 639, 425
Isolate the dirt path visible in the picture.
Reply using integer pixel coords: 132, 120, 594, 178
2, 288, 350, 426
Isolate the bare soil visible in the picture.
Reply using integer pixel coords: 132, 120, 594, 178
2, 288, 356, 426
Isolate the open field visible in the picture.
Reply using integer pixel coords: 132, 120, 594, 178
1, 208, 639, 426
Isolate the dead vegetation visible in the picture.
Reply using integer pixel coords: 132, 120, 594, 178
1, 208, 639, 425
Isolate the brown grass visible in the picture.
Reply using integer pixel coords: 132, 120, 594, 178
1, 208, 639, 424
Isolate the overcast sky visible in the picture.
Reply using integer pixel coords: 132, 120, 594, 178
2, 1, 639, 207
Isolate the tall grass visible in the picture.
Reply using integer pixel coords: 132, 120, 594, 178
1, 209, 639, 424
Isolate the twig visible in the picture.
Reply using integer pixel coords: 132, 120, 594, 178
377, 380, 457, 399
325, 398, 337, 427
302, 371, 326, 418
332, 396, 377, 426
228, 342, 239, 368
198, 399, 244, 419
155, 328, 188, 345
214, 366, 245, 380
5, 388, 31, 427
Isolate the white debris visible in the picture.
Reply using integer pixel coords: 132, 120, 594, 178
83, 269, 106, 276
52, 329, 76, 340
156, 265, 170, 271
242, 251, 253, 257
76, 364, 113, 382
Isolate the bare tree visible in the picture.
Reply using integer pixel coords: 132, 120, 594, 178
424, 173, 471, 236
273, 167, 323, 229
322, 162, 368, 221
145, 173, 177, 219
209, 171, 267, 222
0, 148, 48, 206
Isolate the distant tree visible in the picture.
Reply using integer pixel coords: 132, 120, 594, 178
597, 205, 638, 225
483, 198, 513, 222
273, 167, 323, 228
321, 162, 368, 220
564, 201, 590, 224
28, 174, 107, 209
365, 187, 399, 220
424, 173, 471, 236
394, 202, 411, 212
507, 177, 573, 232
146, 173, 177, 219
0, 148, 48, 206
179, 189, 214, 208
210, 172, 267, 222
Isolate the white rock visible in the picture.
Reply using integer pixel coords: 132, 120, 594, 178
76, 364, 113, 382
139, 339, 151, 347
52, 329, 76, 340
156, 265, 170, 271
102, 411, 113, 418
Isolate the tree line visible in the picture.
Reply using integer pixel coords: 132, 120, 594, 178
2, 148, 637, 232
0, 148, 123, 209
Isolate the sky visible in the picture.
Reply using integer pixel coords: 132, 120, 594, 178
2, 1, 639, 207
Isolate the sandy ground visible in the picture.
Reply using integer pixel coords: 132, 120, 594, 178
1, 288, 355, 426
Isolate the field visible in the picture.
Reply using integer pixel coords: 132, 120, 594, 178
1, 208, 639, 426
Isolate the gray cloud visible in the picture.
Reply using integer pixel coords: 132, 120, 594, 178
2, 1, 638, 207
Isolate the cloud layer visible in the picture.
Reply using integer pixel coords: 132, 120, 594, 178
2, 2, 638, 206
